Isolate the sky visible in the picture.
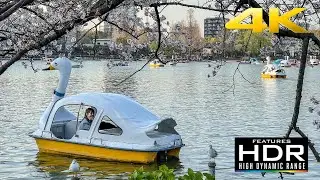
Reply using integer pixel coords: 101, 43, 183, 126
157, 0, 222, 37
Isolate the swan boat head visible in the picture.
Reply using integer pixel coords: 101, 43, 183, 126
36, 57, 72, 131
43, 57, 72, 98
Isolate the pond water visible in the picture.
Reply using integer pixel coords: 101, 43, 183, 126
0, 60, 319, 179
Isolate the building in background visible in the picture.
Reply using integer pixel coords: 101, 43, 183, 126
98, 22, 114, 38
204, 17, 228, 37
93, 39, 113, 46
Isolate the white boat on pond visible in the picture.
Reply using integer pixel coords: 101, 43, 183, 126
149, 59, 165, 67
310, 56, 319, 65
30, 57, 184, 163
261, 56, 286, 78
280, 56, 291, 67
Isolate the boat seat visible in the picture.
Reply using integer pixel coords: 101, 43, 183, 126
50, 123, 65, 139
64, 120, 79, 139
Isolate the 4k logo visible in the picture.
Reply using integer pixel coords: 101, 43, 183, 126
225, 8, 308, 33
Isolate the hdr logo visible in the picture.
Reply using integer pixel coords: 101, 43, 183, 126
235, 137, 308, 172
225, 8, 308, 33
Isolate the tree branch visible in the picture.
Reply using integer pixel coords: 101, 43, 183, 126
0, 0, 35, 22
153, 6, 162, 63
106, 21, 139, 39
21, 6, 54, 29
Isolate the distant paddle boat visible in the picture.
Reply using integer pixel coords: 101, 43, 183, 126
149, 59, 164, 67
289, 59, 298, 66
30, 57, 184, 163
250, 57, 260, 65
113, 61, 129, 66
71, 64, 83, 68
310, 55, 319, 66
238, 56, 251, 64
169, 61, 177, 66
280, 59, 291, 67
43, 57, 54, 65
280, 56, 291, 67
239, 60, 251, 64
261, 57, 286, 78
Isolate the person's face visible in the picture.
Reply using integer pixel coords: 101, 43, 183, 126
86, 110, 94, 121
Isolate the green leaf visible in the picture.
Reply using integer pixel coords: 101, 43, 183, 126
130, 171, 138, 180
203, 173, 215, 180
187, 168, 195, 178
194, 172, 203, 180
182, 174, 190, 180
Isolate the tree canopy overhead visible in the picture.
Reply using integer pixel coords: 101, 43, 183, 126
2, 0, 320, 75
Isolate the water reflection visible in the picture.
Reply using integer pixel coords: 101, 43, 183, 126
262, 79, 278, 102
33, 152, 182, 179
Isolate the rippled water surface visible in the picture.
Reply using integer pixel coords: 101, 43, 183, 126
0, 60, 319, 180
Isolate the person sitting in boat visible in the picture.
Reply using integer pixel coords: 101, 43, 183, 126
78, 107, 95, 130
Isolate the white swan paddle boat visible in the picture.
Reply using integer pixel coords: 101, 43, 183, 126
149, 59, 164, 67
261, 56, 286, 78
30, 57, 184, 163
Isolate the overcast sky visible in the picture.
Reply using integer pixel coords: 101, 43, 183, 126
158, 0, 222, 37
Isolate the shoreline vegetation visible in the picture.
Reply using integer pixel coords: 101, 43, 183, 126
129, 165, 215, 180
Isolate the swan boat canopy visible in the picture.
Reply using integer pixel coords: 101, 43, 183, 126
30, 57, 184, 164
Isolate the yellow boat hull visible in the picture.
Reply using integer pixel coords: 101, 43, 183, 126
149, 64, 164, 68
35, 138, 180, 164
261, 73, 286, 78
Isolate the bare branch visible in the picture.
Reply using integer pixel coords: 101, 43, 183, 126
71, 15, 105, 49
29, 58, 38, 73
106, 21, 139, 39
114, 60, 150, 86
222, 62, 255, 95
153, 6, 163, 64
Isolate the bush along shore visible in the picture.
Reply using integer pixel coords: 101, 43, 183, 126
129, 165, 215, 180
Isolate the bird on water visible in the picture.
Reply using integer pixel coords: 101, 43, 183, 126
69, 159, 80, 177
209, 145, 218, 161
